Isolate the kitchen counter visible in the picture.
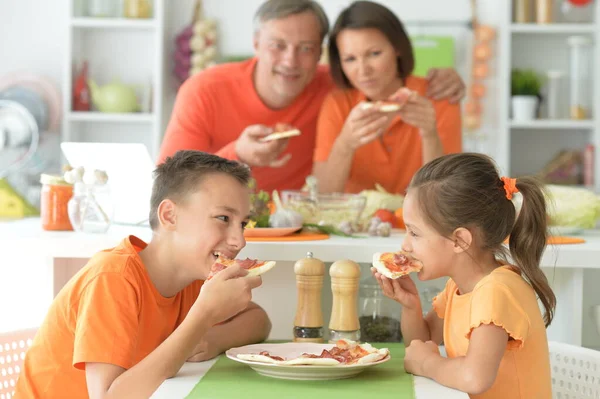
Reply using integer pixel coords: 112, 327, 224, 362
1, 217, 598, 345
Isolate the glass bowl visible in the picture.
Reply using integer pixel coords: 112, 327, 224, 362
280, 190, 366, 226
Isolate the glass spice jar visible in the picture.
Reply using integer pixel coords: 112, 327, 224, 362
40, 174, 74, 231
124, 0, 152, 18
359, 277, 402, 342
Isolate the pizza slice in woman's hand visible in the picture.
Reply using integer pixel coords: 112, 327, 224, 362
372, 250, 422, 279
207, 253, 276, 280
361, 87, 416, 113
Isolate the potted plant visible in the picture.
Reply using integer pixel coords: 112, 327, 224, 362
511, 68, 544, 121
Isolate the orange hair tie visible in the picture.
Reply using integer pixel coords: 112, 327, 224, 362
500, 177, 519, 200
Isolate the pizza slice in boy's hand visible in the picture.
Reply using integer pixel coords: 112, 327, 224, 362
261, 123, 301, 142
207, 254, 276, 280
372, 250, 422, 279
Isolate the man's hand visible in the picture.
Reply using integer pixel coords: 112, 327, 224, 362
235, 125, 292, 168
426, 68, 466, 103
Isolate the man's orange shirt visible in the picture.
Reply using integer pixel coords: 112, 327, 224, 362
433, 266, 552, 398
15, 236, 203, 398
159, 58, 334, 193
314, 75, 462, 194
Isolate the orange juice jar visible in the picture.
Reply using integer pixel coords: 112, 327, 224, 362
40, 174, 74, 231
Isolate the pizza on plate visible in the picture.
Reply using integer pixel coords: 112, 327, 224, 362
207, 254, 276, 280
372, 250, 423, 279
236, 339, 389, 366
261, 123, 301, 142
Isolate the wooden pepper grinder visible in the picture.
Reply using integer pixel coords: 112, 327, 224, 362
293, 252, 325, 342
328, 259, 361, 343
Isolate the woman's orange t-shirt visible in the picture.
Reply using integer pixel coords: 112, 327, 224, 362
433, 266, 552, 399
14, 236, 203, 398
314, 75, 462, 194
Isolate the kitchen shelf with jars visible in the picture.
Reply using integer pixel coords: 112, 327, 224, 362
62, 0, 166, 160
495, 0, 600, 190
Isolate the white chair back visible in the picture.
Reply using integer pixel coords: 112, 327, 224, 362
549, 341, 600, 399
0, 328, 37, 399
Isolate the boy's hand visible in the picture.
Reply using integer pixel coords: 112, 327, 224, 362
187, 338, 221, 362
371, 267, 421, 310
194, 265, 262, 325
404, 340, 441, 376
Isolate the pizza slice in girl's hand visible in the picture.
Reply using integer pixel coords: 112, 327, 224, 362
207, 253, 276, 280
372, 250, 423, 279
261, 123, 301, 142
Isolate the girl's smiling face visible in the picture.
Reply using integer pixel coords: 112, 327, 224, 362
401, 190, 457, 281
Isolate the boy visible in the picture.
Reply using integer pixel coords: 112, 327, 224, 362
15, 151, 270, 398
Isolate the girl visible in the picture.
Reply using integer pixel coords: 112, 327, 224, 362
372, 152, 555, 398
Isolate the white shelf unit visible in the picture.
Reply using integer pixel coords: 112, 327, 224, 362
62, 0, 166, 160
497, 2, 600, 191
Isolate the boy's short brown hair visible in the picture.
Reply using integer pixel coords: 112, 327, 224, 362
149, 150, 251, 229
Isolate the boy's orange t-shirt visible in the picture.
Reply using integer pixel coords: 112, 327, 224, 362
158, 58, 334, 193
14, 236, 203, 398
314, 75, 462, 194
433, 266, 552, 399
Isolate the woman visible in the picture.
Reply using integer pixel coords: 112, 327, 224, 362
313, 1, 462, 194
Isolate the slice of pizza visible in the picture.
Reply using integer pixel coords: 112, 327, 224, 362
207, 253, 276, 280
261, 123, 301, 142
236, 339, 389, 366
237, 351, 287, 364
361, 88, 416, 113
286, 339, 389, 366
372, 250, 423, 279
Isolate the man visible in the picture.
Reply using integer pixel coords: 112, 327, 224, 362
159, 0, 465, 192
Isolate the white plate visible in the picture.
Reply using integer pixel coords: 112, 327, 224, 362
550, 226, 584, 236
226, 342, 390, 381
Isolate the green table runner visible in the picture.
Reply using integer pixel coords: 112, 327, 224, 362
186, 343, 414, 399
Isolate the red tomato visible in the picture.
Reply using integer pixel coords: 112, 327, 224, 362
374, 209, 397, 228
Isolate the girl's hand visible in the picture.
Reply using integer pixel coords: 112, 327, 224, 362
404, 340, 441, 376
337, 102, 393, 152
371, 267, 421, 310
397, 94, 438, 139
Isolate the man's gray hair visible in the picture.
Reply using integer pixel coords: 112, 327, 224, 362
253, 0, 330, 43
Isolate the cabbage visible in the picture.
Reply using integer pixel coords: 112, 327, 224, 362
358, 184, 404, 223
544, 185, 600, 228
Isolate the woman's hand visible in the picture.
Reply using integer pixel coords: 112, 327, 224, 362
404, 340, 441, 376
371, 268, 422, 310
396, 94, 438, 139
336, 103, 392, 152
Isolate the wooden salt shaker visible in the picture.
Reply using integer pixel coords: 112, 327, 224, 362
328, 259, 361, 343
293, 252, 325, 343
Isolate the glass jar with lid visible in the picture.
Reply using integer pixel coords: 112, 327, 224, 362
560, 0, 594, 23
567, 35, 593, 120
124, 0, 152, 18
359, 276, 402, 343
68, 182, 112, 234
40, 174, 74, 231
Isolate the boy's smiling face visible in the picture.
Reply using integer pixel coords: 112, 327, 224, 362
167, 173, 251, 280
